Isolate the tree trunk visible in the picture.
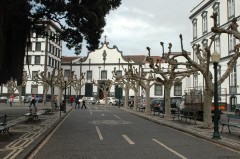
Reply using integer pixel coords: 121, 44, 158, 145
203, 86, 213, 128
124, 88, 129, 109
133, 91, 138, 110
43, 84, 49, 106
104, 91, 108, 105
164, 85, 172, 119
145, 88, 150, 112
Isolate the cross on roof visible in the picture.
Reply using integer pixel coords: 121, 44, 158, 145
104, 35, 107, 43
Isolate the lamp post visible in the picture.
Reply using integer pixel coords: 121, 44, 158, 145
211, 50, 221, 139
98, 66, 101, 79
64, 77, 68, 113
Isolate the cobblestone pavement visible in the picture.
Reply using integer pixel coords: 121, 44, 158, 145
0, 104, 239, 159
0, 102, 73, 159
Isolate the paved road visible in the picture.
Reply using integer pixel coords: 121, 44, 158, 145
28, 105, 240, 159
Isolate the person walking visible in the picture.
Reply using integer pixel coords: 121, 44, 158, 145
81, 97, 87, 109
53, 97, 58, 109
69, 96, 74, 106
9, 95, 14, 107
75, 96, 80, 109
29, 94, 37, 114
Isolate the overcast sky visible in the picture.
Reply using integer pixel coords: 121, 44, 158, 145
63, 0, 203, 56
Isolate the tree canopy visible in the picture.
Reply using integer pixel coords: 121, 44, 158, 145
0, 0, 121, 84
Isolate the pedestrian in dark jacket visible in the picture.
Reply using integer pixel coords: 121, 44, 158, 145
29, 94, 37, 113
81, 98, 87, 109
75, 96, 80, 109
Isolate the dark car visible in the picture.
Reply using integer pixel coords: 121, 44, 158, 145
24, 96, 31, 103
150, 98, 164, 112
35, 96, 43, 103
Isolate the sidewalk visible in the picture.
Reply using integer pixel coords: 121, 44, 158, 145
0, 102, 73, 159
123, 108, 240, 152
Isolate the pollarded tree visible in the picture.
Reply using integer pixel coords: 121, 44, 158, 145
123, 64, 158, 112
37, 68, 59, 107
92, 79, 113, 106
147, 45, 196, 119
175, 13, 240, 128
70, 72, 86, 96
0, 0, 121, 85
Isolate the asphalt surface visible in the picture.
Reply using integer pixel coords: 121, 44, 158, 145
0, 103, 240, 159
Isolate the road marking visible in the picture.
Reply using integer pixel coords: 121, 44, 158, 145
153, 139, 187, 159
114, 115, 121, 120
101, 114, 105, 116
96, 126, 103, 140
88, 107, 93, 115
101, 107, 107, 111
122, 134, 135, 145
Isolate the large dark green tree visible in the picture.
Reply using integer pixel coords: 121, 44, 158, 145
0, 0, 121, 84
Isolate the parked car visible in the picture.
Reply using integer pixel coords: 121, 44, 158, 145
35, 96, 43, 103
107, 97, 117, 106
98, 98, 106, 105
13, 96, 25, 103
97, 97, 117, 105
171, 97, 182, 113
150, 98, 164, 112
24, 95, 43, 103
0, 96, 8, 103
82, 97, 96, 104
137, 98, 146, 109
24, 96, 31, 103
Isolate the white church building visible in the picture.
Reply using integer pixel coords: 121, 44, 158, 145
61, 39, 191, 101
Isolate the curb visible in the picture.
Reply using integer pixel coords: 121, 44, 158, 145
16, 107, 73, 159
122, 108, 240, 152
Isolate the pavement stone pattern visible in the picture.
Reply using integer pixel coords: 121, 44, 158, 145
0, 103, 239, 159
0, 102, 73, 159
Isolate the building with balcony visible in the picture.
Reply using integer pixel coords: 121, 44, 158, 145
189, 0, 240, 111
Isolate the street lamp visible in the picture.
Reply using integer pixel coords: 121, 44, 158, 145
64, 77, 68, 113
211, 50, 221, 139
98, 66, 101, 79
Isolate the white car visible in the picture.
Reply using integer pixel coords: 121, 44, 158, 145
97, 97, 117, 105
13, 96, 25, 103
98, 98, 106, 105
106, 97, 117, 106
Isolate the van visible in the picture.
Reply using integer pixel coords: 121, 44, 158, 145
83, 97, 96, 104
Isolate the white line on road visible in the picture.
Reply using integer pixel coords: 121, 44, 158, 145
122, 134, 135, 145
88, 107, 92, 115
96, 126, 103, 140
152, 139, 187, 159
114, 115, 121, 120
101, 107, 107, 111
101, 114, 105, 116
